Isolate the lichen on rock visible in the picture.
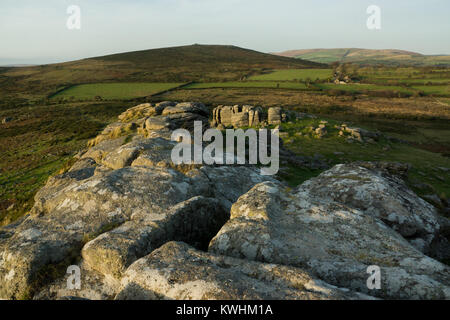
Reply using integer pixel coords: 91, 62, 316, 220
1, 101, 449, 300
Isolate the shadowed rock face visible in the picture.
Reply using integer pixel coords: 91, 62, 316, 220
81, 196, 229, 279
1, 101, 449, 300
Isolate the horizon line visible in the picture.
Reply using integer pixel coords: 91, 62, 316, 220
1, 44, 449, 67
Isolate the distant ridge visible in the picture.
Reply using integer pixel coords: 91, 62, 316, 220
86, 44, 325, 77
0, 44, 325, 97
0, 64, 37, 67
274, 48, 450, 66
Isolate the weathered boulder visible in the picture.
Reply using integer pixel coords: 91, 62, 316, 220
115, 242, 371, 300
130, 137, 197, 172
81, 137, 129, 164
212, 104, 304, 129
82, 197, 228, 278
0, 165, 211, 299
161, 102, 209, 117
299, 163, 441, 252
87, 122, 138, 147
209, 178, 450, 299
268, 107, 282, 125
127, 102, 209, 134
187, 166, 277, 211
145, 116, 172, 131
16, 163, 273, 299
336, 125, 381, 143
314, 125, 327, 138
118, 103, 163, 122
162, 112, 208, 131
354, 161, 411, 179
231, 111, 249, 128
101, 143, 141, 170
212, 105, 263, 128
0, 101, 277, 299
214, 105, 232, 126
96, 136, 196, 172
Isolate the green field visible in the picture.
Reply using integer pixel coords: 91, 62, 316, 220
412, 85, 450, 96
248, 69, 333, 81
51, 80, 447, 100
185, 81, 310, 90
52, 83, 185, 100
0, 45, 323, 101
368, 78, 450, 85
356, 67, 430, 78
352, 67, 450, 85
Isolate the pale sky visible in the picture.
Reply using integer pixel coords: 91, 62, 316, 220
0, 0, 449, 65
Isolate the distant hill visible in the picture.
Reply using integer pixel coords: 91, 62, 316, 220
0, 44, 323, 99
0, 64, 37, 67
275, 48, 450, 66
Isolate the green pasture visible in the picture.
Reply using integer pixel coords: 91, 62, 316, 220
52, 82, 185, 100
248, 69, 333, 81
185, 81, 311, 90
412, 85, 450, 96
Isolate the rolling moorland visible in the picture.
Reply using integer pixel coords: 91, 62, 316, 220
0, 44, 449, 228
275, 48, 450, 66
0, 44, 322, 103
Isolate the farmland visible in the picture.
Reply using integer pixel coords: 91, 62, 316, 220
185, 82, 310, 90
185, 66, 450, 98
411, 85, 450, 96
0, 44, 323, 102
51, 82, 185, 100
248, 69, 333, 81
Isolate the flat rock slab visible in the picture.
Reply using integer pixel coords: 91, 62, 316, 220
115, 242, 372, 300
